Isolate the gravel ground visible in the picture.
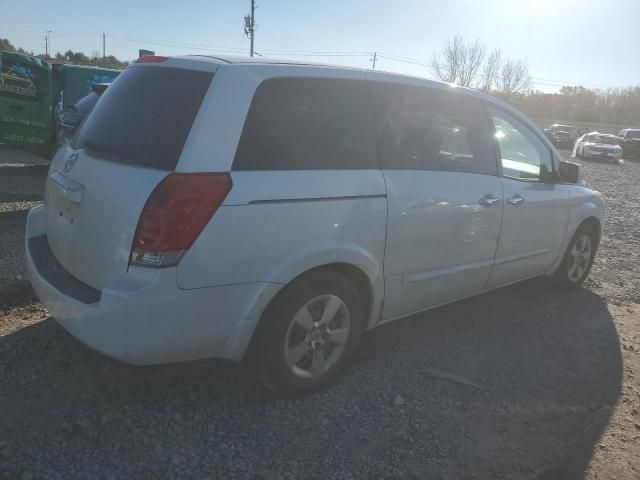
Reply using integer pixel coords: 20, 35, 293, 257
1, 148, 639, 479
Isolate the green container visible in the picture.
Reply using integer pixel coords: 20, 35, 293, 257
1, 51, 121, 154
56, 63, 120, 108
0, 51, 53, 148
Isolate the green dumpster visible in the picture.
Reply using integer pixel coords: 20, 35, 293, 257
55, 63, 120, 108
0, 51, 53, 149
1, 51, 121, 156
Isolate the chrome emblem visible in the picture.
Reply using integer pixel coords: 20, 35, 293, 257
64, 152, 79, 173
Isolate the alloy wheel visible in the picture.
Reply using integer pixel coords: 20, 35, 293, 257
567, 234, 592, 282
283, 295, 351, 379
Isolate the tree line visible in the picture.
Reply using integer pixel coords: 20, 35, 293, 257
3, 35, 638, 126
431, 35, 639, 126
0, 38, 128, 70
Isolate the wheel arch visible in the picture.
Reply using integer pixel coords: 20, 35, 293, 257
548, 201, 603, 277
582, 216, 601, 245
219, 242, 384, 362
241, 261, 377, 361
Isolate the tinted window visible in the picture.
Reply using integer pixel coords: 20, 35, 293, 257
489, 107, 553, 181
371, 83, 496, 175
74, 66, 213, 171
233, 77, 377, 170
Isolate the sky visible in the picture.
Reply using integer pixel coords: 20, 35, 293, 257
2, 0, 639, 92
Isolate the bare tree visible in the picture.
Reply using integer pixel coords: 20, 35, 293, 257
432, 36, 486, 87
479, 49, 502, 92
496, 59, 530, 97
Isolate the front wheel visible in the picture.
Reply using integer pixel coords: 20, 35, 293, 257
552, 223, 598, 288
254, 269, 365, 395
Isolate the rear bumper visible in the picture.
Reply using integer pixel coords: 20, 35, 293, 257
25, 206, 281, 365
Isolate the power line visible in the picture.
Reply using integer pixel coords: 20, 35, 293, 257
5, 28, 629, 90
109, 34, 247, 53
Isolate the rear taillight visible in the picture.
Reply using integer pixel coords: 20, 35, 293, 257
130, 173, 232, 268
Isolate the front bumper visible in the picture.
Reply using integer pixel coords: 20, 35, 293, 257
583, 150, 622, 160
25, 206, 279, 364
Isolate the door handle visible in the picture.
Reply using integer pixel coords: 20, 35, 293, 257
478, 195, 501, 207
507, 194, 525, 205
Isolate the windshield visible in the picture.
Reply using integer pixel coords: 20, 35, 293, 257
74, 66, 213, 170
627, 130, 640, 139
585, 135, 619, 145
71, 91, 99, 115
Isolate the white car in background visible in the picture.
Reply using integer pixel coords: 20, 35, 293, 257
574, 132, 623, 163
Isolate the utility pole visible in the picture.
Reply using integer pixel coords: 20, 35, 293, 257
244, 0, 256, 57
45, 30, 52, 57
371, 52, 377, 69
102, 32, 106, 65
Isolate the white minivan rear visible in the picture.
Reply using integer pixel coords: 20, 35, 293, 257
26, 57, 388, 393
27, 55, 603, 394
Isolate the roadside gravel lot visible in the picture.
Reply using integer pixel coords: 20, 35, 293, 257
1, 148, 639, 479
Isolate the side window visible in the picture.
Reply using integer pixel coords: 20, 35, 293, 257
233, 77, 377, 170
488, 107, 554, 182
371, 83, 496, 175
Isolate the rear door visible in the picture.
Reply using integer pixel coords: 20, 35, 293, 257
371, 80, 503, 320
44, 62, 214, 290
485, 106, 570, 288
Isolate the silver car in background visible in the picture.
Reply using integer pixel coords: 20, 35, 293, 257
574, 132, 623, 163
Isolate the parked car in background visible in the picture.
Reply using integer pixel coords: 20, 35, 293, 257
26, 56, 604, 394
56, 83, 110, 145
617, 128, 640, 159
544, 124, 575, 149
575, 132, 623, 163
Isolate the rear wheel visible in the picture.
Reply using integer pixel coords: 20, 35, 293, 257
552, 222, 598, 288
255, 269, 365, 395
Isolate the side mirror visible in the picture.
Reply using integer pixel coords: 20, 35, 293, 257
540, 164, 560, 183
559, 161, 582, 184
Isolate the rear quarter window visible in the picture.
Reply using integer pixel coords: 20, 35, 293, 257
233, 77, 377, 170
74, 66, 213, 171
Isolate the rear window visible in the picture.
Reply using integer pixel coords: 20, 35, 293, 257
233, 77, 377, 170
74, 66, 213, 171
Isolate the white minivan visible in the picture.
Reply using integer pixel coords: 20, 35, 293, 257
26, 55, 604, 394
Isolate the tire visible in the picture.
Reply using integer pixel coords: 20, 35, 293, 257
254, 269, 365, 395
552, 222, 598, 288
